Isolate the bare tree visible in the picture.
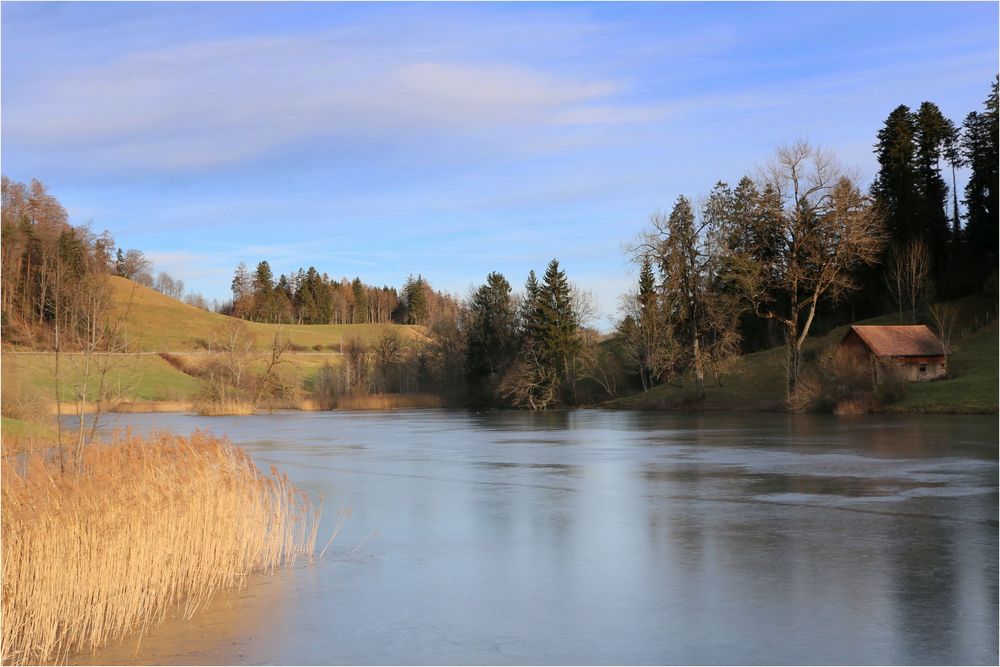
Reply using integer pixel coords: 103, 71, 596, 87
251, 329, 293, 409
616, 288, 681, 390
725, 141, 886, 396
116, 248, 153, 281
577, 328, 624, 400
374, 329, 405, 393
499, 347, 559, 410
202, 320, 256, 404
630, 195, 743, 401
927, 302, 959, 357
342, 337, 369, 395
59, 274, 139, 474
884, 239, 932, 323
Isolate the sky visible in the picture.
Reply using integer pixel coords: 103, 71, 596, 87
2, 2, 997, 329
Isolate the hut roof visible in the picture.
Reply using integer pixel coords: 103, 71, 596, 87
843, 325, 945, 357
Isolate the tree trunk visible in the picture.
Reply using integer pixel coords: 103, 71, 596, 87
690, 309, 705, 402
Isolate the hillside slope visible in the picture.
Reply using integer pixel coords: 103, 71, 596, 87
108, 277, 429, 352
609, 292, 998, 413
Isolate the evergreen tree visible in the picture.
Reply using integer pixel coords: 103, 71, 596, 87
536, 258, 580, 399
231, 262, 253, 318
465, 272, 518, 404
403, 275, 429, 325
351, 277, 368, 324
913, 101, 955, 285
962, 76, 999, 286
251, 260, 275, 322
872, 105, 922, 247
114, 248, 126, 276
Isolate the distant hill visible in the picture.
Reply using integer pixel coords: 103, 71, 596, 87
608, 292, 998, 414
1, 277, 436, 412
108, 276, 429, 352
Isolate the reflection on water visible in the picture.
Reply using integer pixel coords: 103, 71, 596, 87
70, 410, 997, 665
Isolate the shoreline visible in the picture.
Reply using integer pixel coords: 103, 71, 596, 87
44, 397, 999, 416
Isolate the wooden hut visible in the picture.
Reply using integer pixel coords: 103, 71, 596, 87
839, 325, 947, 382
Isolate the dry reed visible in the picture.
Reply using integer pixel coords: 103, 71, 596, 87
335, 393, 445, 410
194, 400, 255, 416
1, 431, 321, 665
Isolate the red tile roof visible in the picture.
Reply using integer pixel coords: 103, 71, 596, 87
843, 325, 945, 357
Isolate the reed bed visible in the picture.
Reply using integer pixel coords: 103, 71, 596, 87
335, 393, 446, 410
1, 431, 321, 665
194, 400, 255, 416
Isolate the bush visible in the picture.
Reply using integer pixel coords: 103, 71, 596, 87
790, 347, 906, 413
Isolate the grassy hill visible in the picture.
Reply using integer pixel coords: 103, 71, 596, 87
1, 277, 430, 414
107, 277, 429, 352
609, 292, 998, 414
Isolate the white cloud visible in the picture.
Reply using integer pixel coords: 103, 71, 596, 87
3, 27, 661, 173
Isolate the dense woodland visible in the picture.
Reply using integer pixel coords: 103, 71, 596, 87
2, 77, 996, 410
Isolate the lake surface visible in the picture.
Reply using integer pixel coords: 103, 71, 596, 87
70, 410, 997, 665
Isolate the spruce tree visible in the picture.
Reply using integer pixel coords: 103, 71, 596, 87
537, 258, 580, 399
962, 76, 999, 286
351, 277, 368, 324
872, 105, 922, 247
252, 261, 275, 322
465, 272, 517, 404
913, 101, 955, 286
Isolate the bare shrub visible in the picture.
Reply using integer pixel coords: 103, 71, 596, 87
790, 346, 905, 413
311, 362, 342, 409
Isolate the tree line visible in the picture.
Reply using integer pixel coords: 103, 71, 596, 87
869, 77, 997, 303
225, 260, 455, 326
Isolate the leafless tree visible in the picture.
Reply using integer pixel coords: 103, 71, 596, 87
927, 302, 959, 357
251, 329, 293, 409
57, 274, 140, 474
884, 239, 932, 323
726, 141, 886, 396
342, 337, 369, 395
499, 347, 559, 410
630, 195, 743, 401
374, 329, 405, 393
577, 328, 624, 399
616, 289, 681, 390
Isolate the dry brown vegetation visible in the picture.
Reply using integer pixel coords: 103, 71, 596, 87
335, 393, 446, 410
1, 431, 321, 665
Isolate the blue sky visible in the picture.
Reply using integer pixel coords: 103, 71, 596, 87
2, 2, 997, 328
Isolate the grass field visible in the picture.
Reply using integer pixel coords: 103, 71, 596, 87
610, 292, 998, 413
886, 321, 998, 413
2, 352, 203, 403
108, 277, 428, 352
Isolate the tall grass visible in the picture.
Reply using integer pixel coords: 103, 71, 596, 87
1, 431, 321, 665
335, 393, 446, 410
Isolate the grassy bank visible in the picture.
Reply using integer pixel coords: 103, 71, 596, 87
1, 432, 322, 664
884, 321, 999, 413
609, 293, 998, 414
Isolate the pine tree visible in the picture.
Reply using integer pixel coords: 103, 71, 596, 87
962, 76, 999, 286
872, 105, 922, 247
465, 272, 517, 404
231, 262, 253, 319
537, 258, 580, 398
635, 256, 659, 389
913, 101, 955, 286
351, 277, 368, 324
403, 275, 429, 325
251, 260, 275, 322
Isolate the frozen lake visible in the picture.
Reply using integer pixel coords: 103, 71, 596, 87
70, 409, 998, 665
